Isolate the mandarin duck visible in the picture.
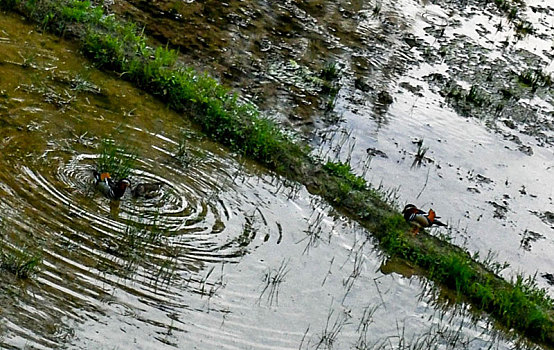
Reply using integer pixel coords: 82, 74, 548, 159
402, 204, 447, 235
93, 170, 131, 200
131, 181, 164, 199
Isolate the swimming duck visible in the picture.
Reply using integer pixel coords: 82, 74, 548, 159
131, 181, 164, 199
93, 170, 131, 200
402, 204, 447, 235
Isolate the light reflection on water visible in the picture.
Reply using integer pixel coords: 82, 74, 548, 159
0, 4, 549, 350
314, 0, 554, 298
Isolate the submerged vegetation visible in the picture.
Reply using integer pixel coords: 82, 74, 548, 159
1, 0, 553, 345
0, 245, 41, 279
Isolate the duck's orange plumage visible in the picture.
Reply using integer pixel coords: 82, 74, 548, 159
427, 209, 436, 222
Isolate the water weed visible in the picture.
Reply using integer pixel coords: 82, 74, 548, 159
0, 245, 41, 279
258, 258, 289, 306
96, 138, 137, 180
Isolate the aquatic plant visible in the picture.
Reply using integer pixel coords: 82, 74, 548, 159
318, 62, 341, 111
489, 0, 534, 36
96, 138, 137, 180
372, 3, 382, 18
465, 85, 488, 106
411, 138, 429, 168
258, 258, 290, 306
315, 308, 347, 349
319, 62, 339, 82
444, 82, 490, 112
0, 245, 41, 279
518, 68, 552, 90
514, 20, 534, 37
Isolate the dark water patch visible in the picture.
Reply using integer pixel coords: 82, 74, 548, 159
543, 273, 554, 287
533, 211, 554, 228
519, 229, 545, 251
488, 200, 509, 219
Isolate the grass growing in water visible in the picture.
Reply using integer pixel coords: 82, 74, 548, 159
518, 68, 553, 91
377, 214, 553, 342
0, 245, 41, 279
96, 138, 137, 180
3, 0, 554, 345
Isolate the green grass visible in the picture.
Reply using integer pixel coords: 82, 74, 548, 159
445, 83, 489, 108
318, 62, 340, 110
0, 245, 41, 279
490, 0, 534, 37
96, 138, 138, 180
323, 160, 367, 192
518, 68, 552, 90
3, 0, 553, 345
376, 214, 553, 342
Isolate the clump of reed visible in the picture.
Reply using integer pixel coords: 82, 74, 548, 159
96, 138, 137, 180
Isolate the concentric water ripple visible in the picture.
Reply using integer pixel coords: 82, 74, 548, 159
0, 119, 246, 347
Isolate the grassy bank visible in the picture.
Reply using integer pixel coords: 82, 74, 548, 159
1, 0, 553, 345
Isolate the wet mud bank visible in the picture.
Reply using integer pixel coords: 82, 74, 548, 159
1, 0, 553, 347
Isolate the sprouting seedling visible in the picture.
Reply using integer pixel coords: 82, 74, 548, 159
411, 138, 429, 168
315, 307, 348, 349
0, 244, 42, 279
258, 259, 290, 306
372, 3, 382, 18
342, 242, 366, 302
298, 211, 327, 255
152, 257, 177, 289
355, 304, 379, 349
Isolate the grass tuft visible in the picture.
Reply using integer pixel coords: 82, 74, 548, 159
0, 245, 41, 279
96, 138, 137, 180
323, 161, 366, 191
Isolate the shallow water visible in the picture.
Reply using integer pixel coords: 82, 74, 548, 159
116, 0, 553, 291
0, 2, 552, 350
313, 0, 554, 294
107, 0, 553, 292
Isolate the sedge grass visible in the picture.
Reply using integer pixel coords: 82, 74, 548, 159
96, 138, 137, 180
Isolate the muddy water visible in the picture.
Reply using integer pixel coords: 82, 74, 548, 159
108, 0, 554, 292
0, 10, 545, 350
111, 0, 554, 289
314, 0, 554, 294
